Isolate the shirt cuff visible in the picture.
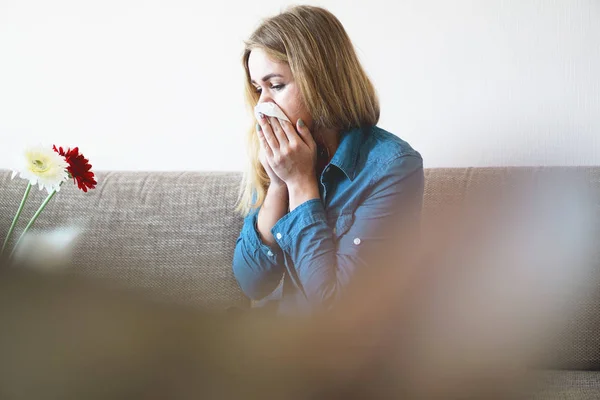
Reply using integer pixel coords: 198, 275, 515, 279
242, 211, 282, 261
271, 198, 327, 251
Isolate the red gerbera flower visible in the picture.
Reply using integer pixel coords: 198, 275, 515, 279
53, 145, 97, 192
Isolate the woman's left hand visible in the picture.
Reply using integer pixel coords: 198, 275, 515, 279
257, 114, 317, 188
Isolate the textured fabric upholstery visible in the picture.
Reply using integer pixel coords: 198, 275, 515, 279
423, 167, 600, 371
533, 371, 600, 399
0, 171, 248, 309
1, 167, 599, 373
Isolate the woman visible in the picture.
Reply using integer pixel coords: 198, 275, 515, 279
232, 5, 424, 315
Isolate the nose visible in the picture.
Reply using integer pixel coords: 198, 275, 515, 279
257, 91, 273, 104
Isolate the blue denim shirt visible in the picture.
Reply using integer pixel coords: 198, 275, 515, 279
232, 125, 424, 314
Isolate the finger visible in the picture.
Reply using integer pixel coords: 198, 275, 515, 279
296, 119, 315, 148
279, 119, 300, 145
256, 123, 274, 158
257, 114, 279, 150
269, 117, 289, 147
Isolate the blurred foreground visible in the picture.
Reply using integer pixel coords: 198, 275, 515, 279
0, 169, 598, 399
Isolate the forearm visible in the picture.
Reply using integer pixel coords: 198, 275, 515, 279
256, 184, 289, 246
270, 199, 340, 306
272, 155, 425, 307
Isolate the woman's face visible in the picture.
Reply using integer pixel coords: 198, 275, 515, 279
248, 48, 313, 130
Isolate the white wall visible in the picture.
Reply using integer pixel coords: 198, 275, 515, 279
1, 0, 598, 171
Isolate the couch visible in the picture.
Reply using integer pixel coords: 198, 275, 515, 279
1, 167, 599, 398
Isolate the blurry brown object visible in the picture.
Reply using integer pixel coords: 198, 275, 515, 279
0, 168, 597, 399
0, 169, 600, 400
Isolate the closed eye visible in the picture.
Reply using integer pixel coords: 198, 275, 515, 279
254, 84, 285, 94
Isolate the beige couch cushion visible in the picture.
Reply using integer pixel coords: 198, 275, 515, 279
0, 170, 248, 310
423, 167, 600, 370
1, 167, 599, 370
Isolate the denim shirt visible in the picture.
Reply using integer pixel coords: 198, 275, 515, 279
232, 125, 424, 314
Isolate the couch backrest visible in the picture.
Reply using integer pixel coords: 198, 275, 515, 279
1, 167, 599, 370
0, 171, 248, 310
423, 167, 600, 371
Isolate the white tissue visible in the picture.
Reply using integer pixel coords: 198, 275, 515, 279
254, 102, 290, 123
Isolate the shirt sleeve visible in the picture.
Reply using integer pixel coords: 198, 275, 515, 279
270, 154, 424, 308
232, 207, 286, 300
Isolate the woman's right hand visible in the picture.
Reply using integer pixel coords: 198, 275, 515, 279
258, 123, 286, 190
256, 122, 289, 246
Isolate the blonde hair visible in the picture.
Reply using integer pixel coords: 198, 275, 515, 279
237, 5, 380, 215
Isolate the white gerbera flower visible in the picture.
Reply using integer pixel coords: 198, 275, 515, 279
11, 145, 69, 194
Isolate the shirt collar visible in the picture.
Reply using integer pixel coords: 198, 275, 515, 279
328, 126, 368, 181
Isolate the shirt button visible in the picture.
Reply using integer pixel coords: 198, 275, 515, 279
353, 237, 361, 245
267, 250, 274, 257
276, 233, 282, 240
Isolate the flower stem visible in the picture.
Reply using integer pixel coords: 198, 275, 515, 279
1, 182, 32, 256
9, 188, 58, 259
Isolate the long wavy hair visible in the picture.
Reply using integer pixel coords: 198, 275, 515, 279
237, 5, 380, 215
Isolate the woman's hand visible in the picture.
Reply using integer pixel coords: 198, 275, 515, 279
257, 125, 286, 190
257, 114, 319, 210
257, 114, 317, 187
